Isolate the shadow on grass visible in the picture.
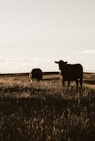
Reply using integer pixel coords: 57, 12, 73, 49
83, 80, 95, 85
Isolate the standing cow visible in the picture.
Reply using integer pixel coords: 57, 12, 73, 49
29, 68, 42, 81
55, 60, 83, 88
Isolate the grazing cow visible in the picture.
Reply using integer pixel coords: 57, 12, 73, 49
55, 60, 83, 88
29, 68, 42, 81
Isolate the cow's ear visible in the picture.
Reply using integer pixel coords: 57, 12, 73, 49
65, 61, 68, 64
55, 61, 59, 64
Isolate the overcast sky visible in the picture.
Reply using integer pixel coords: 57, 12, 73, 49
0, 0, 95, 73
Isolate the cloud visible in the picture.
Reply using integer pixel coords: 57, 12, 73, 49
0, 58, 57, 73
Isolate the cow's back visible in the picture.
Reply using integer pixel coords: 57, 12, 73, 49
61, 64, 83, 80
72, 64, 83, 79
29, 68, 42, 80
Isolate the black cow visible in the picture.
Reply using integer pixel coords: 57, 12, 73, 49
29, 68, 42, 81
55, 60, 83, 88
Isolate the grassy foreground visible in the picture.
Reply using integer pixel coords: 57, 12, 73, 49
0, 73, 95, 141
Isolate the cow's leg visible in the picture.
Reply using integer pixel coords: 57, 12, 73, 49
75, 79, 78, 89
62, 80, 65, 86
68, 81, 70, 87
80, 78, 82, 88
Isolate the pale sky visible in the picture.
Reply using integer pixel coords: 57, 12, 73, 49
0, 0, 95, 73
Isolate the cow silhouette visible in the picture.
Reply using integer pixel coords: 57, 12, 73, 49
29, 68, 42, 81
55, 60, 83, 88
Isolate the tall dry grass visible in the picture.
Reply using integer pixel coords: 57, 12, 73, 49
0, 73, 95, 141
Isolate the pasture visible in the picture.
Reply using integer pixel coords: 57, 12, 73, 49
0, 72, 95, 141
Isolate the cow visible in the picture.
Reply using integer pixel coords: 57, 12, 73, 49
29, 68, 42, 81
55, 60, 83, 88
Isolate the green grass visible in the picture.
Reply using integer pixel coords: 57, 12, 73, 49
0, 73, 95, 141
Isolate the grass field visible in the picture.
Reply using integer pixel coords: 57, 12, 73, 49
0, 72, 95, 141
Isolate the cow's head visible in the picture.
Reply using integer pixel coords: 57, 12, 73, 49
55, 60, 67, 70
